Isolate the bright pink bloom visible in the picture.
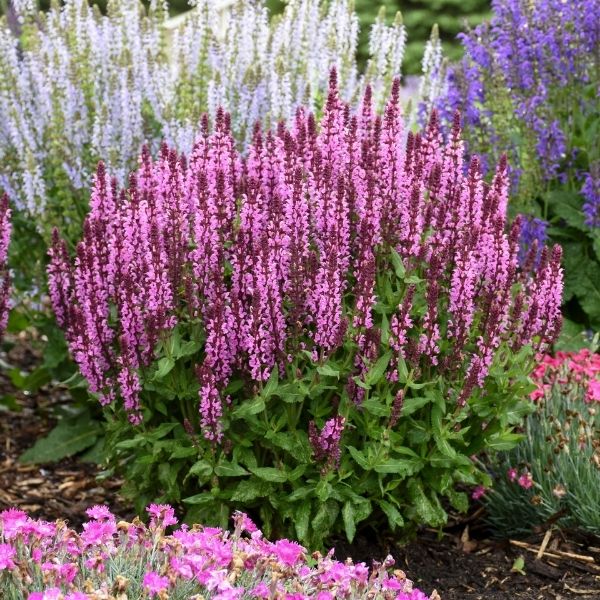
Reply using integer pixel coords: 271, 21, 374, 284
471, 485, 486, 500
518, 472, 534, 490
0, 543, 15, 570
143, 571, 170, 595
272, 539, 306, 567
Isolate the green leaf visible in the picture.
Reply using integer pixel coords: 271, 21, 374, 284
215, 461, 249, 477
231, 479, 274, 502
232, 396, 265, 419
374, 458, 420, 476
379, 499, 404, 530
317, 364, 340, 378
361, 398, 390, 417
152, 357, 175, 381
249, 467, 288, 483
19, 418, 100, 464
446, 489, 469, 513
407, 479, 445, 527
262, 365, 279, 398
182, 492, 215, 505
173, 340, 201, 359
265, 431, 312, 462
390, 247, 406, 279
0, 394, 21, 412
486, 432, 524, 451
312, 500, 339, 537
316, 478, 332, 502
347, 446, 369, 470
365, 352, 392, 386
342, 502, 356, 542
188, 460, 213, 480
401, 396, 431, 416
294, 501, 312, 543
170, 446, 197, 459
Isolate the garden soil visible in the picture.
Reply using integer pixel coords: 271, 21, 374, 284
1, 340, 599, 599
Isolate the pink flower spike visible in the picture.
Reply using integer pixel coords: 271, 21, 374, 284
507, 467, 518, 482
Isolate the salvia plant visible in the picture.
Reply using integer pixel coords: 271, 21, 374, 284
421, 0, 600, 334
484, 348, 600, 537
46, 73, 564, 547
0, 504, 435, 599
0, 0, 405, 277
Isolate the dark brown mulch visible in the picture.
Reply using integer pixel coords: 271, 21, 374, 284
0, 334, 134, 528
334, 526, 600, 600
1, 337, 600, 598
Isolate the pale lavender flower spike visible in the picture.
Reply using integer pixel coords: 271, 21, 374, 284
0, 0, 406, 224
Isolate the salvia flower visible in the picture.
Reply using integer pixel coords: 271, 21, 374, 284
50, 77, 562, 455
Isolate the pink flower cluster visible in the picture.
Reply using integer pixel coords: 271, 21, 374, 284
507, 467, 534, 490
0, 504, 434, 600
48, 72, 563, 436
530, 349, 600, 403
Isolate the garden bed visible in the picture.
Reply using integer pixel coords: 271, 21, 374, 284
2, 367, 599, 599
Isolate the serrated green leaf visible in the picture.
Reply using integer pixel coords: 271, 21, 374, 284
230, 478, 273, 502
316, 478, 332, 501
361, 398, 390, 417
182, 492, 215, 505
407, 479, 445, 527
347, 446, 369, 470
402, 396, 431, 416
215, 461, 249, 477
446, 489, 469, 513
317, 364, 340, 378
249, 466, 288, 482
312, 500, 339, 537
294, 501, 311, 543
232, 396, 265, 419
374, 458, 420, 475
265, 431, 312, 462
365, 351, 392, 386
173, 340, 201, 359
379, 499, 404, 530
342, 502, 356, 542
390, 248, 406, 279
20, 418, 100, 464
152, 357, 175, 381
262, 365, 279, 398
170, 446, 197, 459
188, 460, 213, 479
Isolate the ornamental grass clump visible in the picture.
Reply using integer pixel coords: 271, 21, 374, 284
484, 348, 600, 537
0, 504, 434, 599
49, 74, 563, 547
421, 0, 600, 332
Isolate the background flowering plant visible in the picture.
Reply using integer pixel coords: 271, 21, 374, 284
0, 0, 404, 272
46, 75, 563, 547
0, 504, 434, 599
421, 0, 600, 336
484, 345, 600, 537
